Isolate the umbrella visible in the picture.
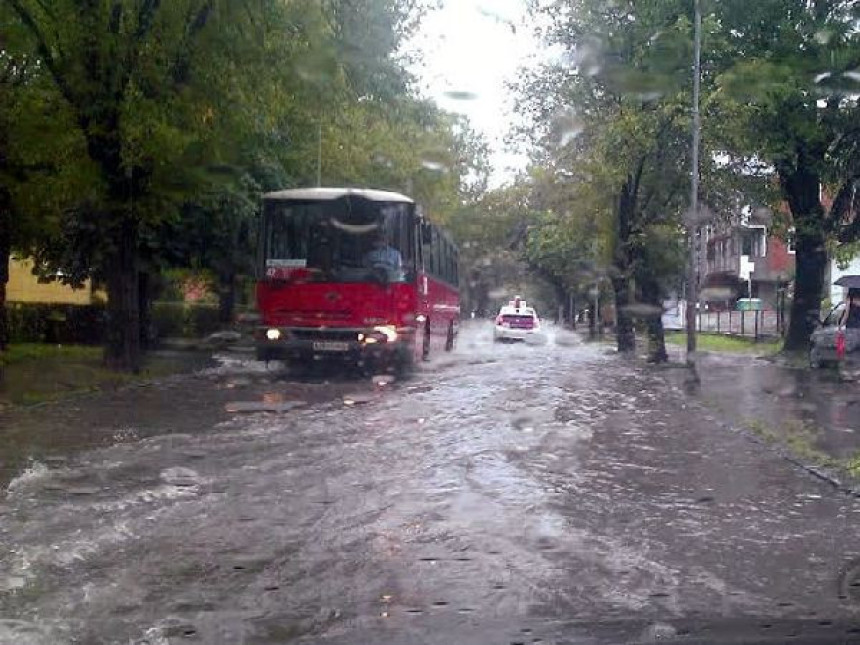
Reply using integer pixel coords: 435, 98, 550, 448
834, 275, 860, 288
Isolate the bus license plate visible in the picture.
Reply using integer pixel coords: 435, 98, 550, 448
313, 341, 349, 352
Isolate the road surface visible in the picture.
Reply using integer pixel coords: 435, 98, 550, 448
2, 324, 860, 644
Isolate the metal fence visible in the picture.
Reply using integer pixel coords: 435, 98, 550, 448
696, 309, 784, 339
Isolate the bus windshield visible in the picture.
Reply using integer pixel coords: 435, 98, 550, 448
262, 196, 415, 284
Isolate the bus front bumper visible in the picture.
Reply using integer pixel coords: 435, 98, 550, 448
255, 326, 415, 363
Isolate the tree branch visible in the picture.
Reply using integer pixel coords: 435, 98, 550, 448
135, 0, 161, 40
835, 180, 860, 243
5, 0, 76, 107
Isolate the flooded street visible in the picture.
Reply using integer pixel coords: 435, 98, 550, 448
3, 324, 860, 644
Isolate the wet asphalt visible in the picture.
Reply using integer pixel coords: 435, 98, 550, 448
2, 324, 860, 644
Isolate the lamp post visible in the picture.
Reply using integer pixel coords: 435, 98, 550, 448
685, 0, 702, 367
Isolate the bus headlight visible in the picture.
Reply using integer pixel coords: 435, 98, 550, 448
373, 325, 398, 343
266, 328, 282, 341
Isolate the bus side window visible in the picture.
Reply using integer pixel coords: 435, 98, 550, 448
439, 236, 447, 283
430, 228, 438, 278
415, 218, 423, 274
443, 239, 450, 284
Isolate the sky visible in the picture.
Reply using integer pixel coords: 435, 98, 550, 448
408, 0, 543, 187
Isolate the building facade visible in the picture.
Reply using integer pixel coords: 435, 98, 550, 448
698, 209, 794, 310
7, 257, 99, 305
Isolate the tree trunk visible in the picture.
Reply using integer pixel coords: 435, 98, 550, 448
218, 274, 236, 325
588, 297, 597, 337
139, 271, 153, 351
641, 277, 668, 363
611, 276, 636, 351
104, 216, 141, 372
780, 166, 827, 352
612, 176, 637, 353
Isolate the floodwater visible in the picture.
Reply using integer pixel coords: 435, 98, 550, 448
665, 347, 860, 462
2, 324, 860, 644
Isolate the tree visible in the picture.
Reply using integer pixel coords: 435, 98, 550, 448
5, 0, 444, 369
0, 6, 94, 352
516, 0, 695, 359
5, 1, 258, 369
711, 0, 860, 351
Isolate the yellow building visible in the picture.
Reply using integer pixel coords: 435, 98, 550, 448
7, 257, 100, 305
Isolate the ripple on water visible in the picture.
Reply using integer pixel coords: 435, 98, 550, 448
0, 620, 57, 645
6, 462, 52, 495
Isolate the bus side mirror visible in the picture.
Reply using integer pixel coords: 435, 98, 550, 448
421, 222, 432, 245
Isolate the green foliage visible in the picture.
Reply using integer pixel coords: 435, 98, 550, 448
151, 302, 223, 339
2, 0, 486, 368
0, 343, 100, 367
6, 303, 106, 344
514, 0, 697, 343
665, 332, 780, 354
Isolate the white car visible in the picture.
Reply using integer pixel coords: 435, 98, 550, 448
493, 300, 541, 342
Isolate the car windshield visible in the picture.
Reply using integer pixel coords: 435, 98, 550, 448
824, 304, 847, 326
5, 1, 860, 644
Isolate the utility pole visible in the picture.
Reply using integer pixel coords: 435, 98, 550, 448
316, 121, 323, 187
685, 0, 702, 367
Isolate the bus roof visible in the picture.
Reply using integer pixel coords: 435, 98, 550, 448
263, 187, 414, 204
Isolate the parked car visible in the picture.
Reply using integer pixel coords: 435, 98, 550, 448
809, 276, 860, 368
493, 298, 540, 342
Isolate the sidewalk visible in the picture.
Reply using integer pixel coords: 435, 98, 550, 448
661, 343, 860, 489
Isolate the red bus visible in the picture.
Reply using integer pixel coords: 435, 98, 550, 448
255, 187, 460, 370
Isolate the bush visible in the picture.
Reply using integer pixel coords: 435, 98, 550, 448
7, 303, 106, 344
152, 302, 223, 339
5, 301, 226, 345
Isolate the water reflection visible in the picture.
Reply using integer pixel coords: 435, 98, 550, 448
690, 355, 860, 461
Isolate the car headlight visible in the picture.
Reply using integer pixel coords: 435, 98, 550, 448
266, 328, 282, 341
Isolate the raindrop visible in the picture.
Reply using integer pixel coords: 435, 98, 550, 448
66, 486, 99, 496
443, 90, 479, 101
372, 154, 393, 167
160, 467, 200, 488
552, 110, 584, 147
620, 303, 664, 318
421, 159, 448, 173
814, 30, 833, 45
